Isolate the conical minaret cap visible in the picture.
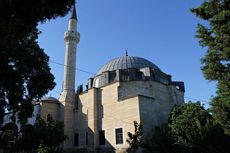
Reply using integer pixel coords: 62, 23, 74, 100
70, 2, 77, 20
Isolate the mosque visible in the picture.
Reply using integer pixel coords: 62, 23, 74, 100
3, 3, 185, 153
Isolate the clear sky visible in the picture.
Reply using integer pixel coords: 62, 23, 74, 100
38, 0, 216, 108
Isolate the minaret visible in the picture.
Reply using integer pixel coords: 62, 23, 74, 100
59, 2, 80, 149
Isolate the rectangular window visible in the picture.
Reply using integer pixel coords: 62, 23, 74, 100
109, 70, 116, 83
121, 69, 130, 81
74, 133, 79, 146
86, 132, 88, 145
115, 128, 123, 144
99, 130, 105, 145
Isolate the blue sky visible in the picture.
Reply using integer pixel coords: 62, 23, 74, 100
38, 0, 216, 108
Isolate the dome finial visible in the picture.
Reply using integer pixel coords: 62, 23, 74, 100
125, 49, 128, 57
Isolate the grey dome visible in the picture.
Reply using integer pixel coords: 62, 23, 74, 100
96, 56, 160, 75
41, 96, 59, 102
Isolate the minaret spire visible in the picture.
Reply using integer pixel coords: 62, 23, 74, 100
70, 1, 77, 20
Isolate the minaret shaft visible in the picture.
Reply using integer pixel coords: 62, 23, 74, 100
59, 3, 79, 150
62, 18, 80, 92
68, 19, 77, 31
63, 41, 77, 92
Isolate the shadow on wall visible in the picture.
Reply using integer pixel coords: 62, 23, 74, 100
75, 88, 116, 153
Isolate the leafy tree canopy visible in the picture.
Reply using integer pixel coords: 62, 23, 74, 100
0, 0, 74, 46
146, 126, 176, 153
128, 103, 230, 153
168, 102, 229, 153
191, 0, 230, 81
0, 0, 75, 125
16, 114, 66, 153
0, 123, 18, 148
0, 29, 56, 125
191, 0, 230, 134
168, 102, 211, 146
127, 121, 143, 153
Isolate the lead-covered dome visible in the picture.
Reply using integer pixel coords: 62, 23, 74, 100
96, 56, 160, 75
41, 96, 59, 102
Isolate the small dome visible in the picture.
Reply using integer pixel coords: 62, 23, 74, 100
96, 56, 160, 75
41, 96, 59, 102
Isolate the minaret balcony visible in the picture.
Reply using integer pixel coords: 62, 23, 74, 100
64, 31, 80, 43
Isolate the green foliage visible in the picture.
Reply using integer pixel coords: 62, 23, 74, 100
168, 102, 210, 146
211, 80, 230, 134
16, 124, 38, 152
127, 121, 143, 153
16, 114, 66, 153
146, 126, 176, 153
0, 0, 75, 126
132, 103, 230, 153
0, 130, 15, 148
38, 144, 49, 153
0, 123, 18, 148
191, 0, 230, 134
1, 29, 56, 125
0, 0, 74, 47
76, 84, 83, 95
168, 102, 229, 153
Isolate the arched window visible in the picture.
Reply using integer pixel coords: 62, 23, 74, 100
95, 78, 99, 88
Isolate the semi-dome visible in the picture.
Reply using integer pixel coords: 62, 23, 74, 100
96, 56, 160, 75
41, 96, 59, 102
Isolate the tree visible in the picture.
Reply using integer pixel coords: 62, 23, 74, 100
36, 115, 67, 152
168, 102, 229, 153
146, 126, 176, 153
191, 0, 230, 135
0, 29, 56, 125
38, 144, 49, 153
169, 102, 210, 146
0, 123, 18, 148
76, 84, 83, 95
15, 124, 37, 152
16, 114, 67, 153
0, 0, 74, 47
127, 121, 143, 153
0, 0, 75, 126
